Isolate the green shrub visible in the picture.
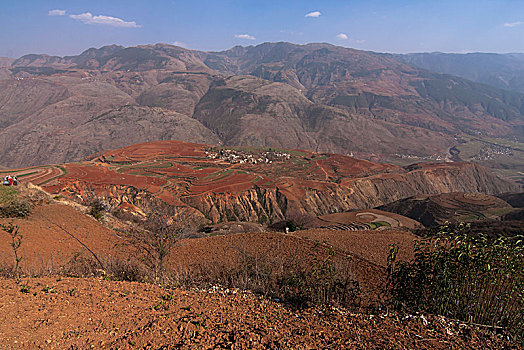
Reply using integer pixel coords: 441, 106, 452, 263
387, 224, 523, 342
0, 187, 31, 218
88, 197, 108, 220
0, 186, 17, 203
0, 199, 32, 218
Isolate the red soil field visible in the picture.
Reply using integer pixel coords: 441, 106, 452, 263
0, 277, 513, 349
170, 232, 384, 293
315, 209, 422, 230
0, 141, 405, 222
2, 141, 510, 229
293, 229, 417, 267
0, 185, 518, 348
0, 202, 121, 273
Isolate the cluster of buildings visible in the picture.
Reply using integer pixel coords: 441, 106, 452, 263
205, 147, 292, 165
472, 145, 513, 160
394, 153, 444, 161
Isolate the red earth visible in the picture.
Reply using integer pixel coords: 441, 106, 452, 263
0, 276, 516, 349
0, 184, 519, 348
3, 140, 506, 229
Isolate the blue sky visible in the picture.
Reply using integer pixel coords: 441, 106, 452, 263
1, 0, 524, 58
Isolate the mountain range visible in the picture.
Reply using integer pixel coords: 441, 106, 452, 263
0, 42, 523, 185
396, 52, 524, 94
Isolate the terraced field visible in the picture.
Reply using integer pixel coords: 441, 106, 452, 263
1, 140, 516, 227
0, 165, 65, 186
312, 209, 422, 231
379, 192, 517, 227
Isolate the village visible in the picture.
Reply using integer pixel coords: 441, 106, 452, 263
472, 144, 514, 160
393, 153, 444, 161
205, 147, 292, 164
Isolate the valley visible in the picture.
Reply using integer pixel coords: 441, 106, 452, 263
0, 41, 523, 349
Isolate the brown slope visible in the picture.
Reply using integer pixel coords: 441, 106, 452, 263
0, 79, 70, 127
0, 202, 121, 273
0, 57, 14, 68
1, 106, 220, 167
293, 229, 417, 267
377, 192, 516, 227
0, 277, 515, 349
206, 42, 524, 137
192, 75, 454, 159
0, 71, 220, 168
2, 42, 523, 176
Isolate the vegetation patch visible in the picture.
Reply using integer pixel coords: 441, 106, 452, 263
368, 221, 390, 229
387, 224, 523, 343
0, 187, 31, 218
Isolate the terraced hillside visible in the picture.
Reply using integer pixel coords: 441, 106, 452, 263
378, 192, 518, 227
3, 141, 516, 228
0, 163, 520, 349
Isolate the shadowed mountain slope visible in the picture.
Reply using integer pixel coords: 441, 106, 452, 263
377, 192, 516, 227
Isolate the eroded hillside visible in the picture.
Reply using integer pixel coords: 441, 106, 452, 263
3, 141, 516, 228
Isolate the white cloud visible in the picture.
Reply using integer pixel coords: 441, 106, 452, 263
48, 9, 66, 16
69, 12, 141, 28
504, 21, 523, 27
235, 34, 256, 40
173, 41, 187, 47
336, 33, 348, 40
305, 11, 321, 18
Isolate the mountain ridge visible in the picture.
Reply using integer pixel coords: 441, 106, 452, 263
395, 52, 524, 94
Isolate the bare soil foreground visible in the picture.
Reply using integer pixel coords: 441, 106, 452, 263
0, 277, 516, 349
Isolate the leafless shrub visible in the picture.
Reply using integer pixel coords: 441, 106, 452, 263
125, 208, 189, 284
60, 253, 147, 282
0, 222, 23, 280
172, 241, 361, 309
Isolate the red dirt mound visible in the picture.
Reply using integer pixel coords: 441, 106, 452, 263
314, 209, 422, 230
2, 141, 515, 228
0, 202, 121, 273
169, 232, 385, 298
293, 229, 417, 267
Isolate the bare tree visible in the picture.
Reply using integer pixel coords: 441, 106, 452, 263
1, 222, 23, 280
126, 208, 186, 284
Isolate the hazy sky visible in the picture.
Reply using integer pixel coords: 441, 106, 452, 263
2, 0, 524, 58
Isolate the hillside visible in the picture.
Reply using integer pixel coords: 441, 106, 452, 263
0, 42, 522, 185
205, 43, 524, 137
0, 185, 519, 348
0, 155, 521, 348
396, 52, 524, 93
2, 141, 516, 228
0, 277, 515, 349
377, 192, 516, 227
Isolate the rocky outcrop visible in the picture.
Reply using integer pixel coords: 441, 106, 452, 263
41, 141, 518, 227
178, 163, 517, 224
